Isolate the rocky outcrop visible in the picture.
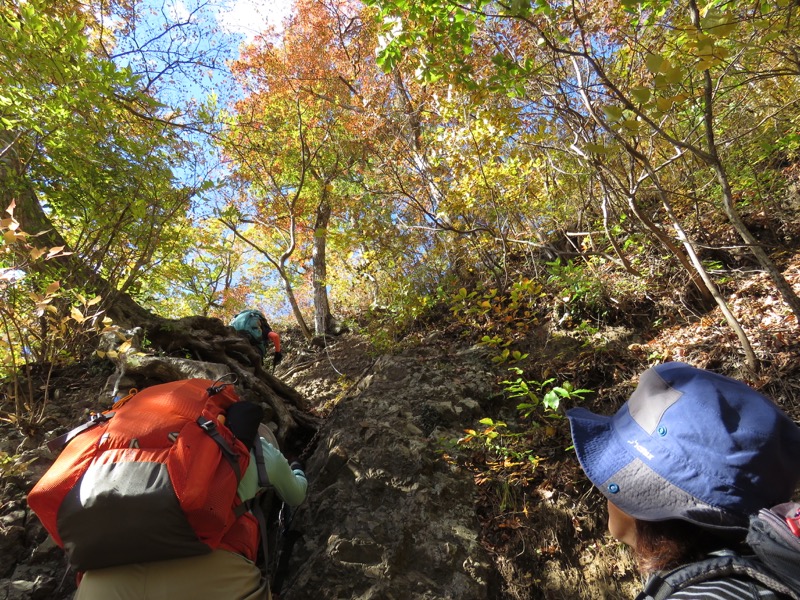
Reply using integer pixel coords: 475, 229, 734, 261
283, 341, 497, 600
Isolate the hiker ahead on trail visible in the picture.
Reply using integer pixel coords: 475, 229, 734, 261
568, 362, 800, 600
28, 378, 307, 600
230, 310, 283, 369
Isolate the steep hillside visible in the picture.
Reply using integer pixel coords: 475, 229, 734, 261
2, 248, 800, 599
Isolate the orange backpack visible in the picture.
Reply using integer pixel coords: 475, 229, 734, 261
27, 379, 252, 571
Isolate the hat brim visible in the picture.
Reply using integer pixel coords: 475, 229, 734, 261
567, 407, 634, 492
567, 406, 750, 532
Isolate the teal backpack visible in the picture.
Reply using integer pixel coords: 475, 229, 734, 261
230, 310, 271, 358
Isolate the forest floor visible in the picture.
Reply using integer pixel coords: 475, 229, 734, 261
3, 219, 800, 598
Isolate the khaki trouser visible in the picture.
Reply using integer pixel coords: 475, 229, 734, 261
74, 549, 269, 600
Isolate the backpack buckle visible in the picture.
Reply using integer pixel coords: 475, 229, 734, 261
89, 411, 112, 424
197, 417, 216, 433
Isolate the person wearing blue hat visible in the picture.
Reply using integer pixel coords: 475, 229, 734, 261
568, 362, 800, 599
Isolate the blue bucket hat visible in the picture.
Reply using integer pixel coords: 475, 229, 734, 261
567, 362, 800, 531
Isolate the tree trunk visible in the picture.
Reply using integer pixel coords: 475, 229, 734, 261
662, 204, 759, 372
312, 191, 334, 336
281, 267, 314, 342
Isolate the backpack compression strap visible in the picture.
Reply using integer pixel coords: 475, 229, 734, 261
636, 552, 798, 600
46, 411, 116, 453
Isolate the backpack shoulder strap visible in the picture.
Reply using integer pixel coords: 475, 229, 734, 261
197, 416, 243, 481
252, 437, 270, 488
636, 552, 798, 600
230, 439, 272, 600
232, 439, 272, 519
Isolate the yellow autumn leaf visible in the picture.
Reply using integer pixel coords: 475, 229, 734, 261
631, 86, 651, 104
694, 59, 717, 71
664, 65, 683, 84
584, 143, 609, 154
645, 53, 663, 74
601, 105, 624, 122
656, 97, 674, 111
29, 247, 47, 260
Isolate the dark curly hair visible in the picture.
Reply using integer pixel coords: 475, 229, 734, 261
634, 518, 748, 574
